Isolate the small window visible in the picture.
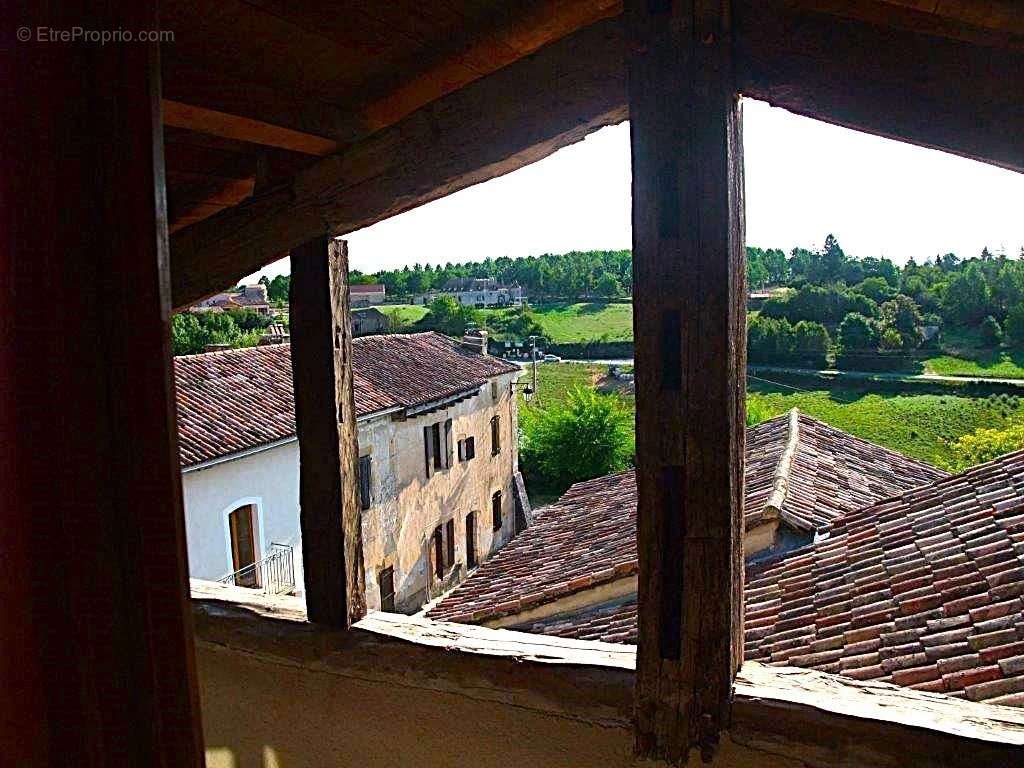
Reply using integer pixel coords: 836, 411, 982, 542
491, 415, 501, 455
492, 490, 503, 532
466, 512, 477, 568
446, 519, 455, 569
423, 425, 435, 478
358, 455, 372, 511
465, 436, 475, 460
378, 566, 395, 613
490, 379, 499, 401
432, 423, 443, 469
432, 526, 444, 579
457, 438, 465, 462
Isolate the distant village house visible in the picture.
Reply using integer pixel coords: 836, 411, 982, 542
174, 331, 526, 613
352, 307, 391, 336
350, 283, 387, 307
194, 283, 272, 315
415, 277, 524, 308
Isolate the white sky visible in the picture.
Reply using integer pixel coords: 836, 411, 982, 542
248, 99, 1024, 281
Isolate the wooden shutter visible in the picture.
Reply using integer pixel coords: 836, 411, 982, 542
445, 519, 455, 568
423, 425, 434, 478
492, 491, 502, 531
358, 455, 372, 511
432, 527, 444, 578
432, 423, 443, 469
491, 415, 501, 455
466, 512, 477, 568
444, 418, 454, 468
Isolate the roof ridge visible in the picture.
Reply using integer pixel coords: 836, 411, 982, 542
762, 407, 800, 521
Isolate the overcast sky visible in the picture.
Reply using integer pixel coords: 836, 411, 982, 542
248, 98, 1024, 281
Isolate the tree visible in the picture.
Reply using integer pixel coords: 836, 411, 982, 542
594, 271, 622, 298
519, 387, 633, 494
854, 276, 895, 303
879, 295, 923, 348
818, 233, 846, 283
171, 313, 206, 355
981, 315, 1003, 347
941, 264, 991, 326
793, 320, 830, 356
424, 296, 480, 336
747, 316, 795, 362
879, 327, 904, 351
1006, 305, 1024, 347
837, 312, 878, 352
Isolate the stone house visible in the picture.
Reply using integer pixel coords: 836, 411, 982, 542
350, 283, 387, 306
352, 306, 391, 336
415, 277, 525, 308
174, 331, 525, 612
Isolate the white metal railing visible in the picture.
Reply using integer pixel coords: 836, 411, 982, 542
218, 542, 295, 595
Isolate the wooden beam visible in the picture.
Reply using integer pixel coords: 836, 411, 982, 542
162, 98, 339, 156
2, 2, 204, 764
290, 238, 365, 628
169, 18, 627, 309
735, 0, 1024, 174
628, 0, 745, 763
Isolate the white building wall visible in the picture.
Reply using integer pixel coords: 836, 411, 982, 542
181, 369, 521, 612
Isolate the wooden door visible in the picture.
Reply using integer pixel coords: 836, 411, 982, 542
229, 505, 259, 588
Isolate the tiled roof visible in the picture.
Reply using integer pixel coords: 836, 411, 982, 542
744, 449, 1024, 707
746, 409, 949, 532
428, 411, 944, 625
478, 452, 1024, 707
428, 470, 639, 624
174, 332, 517, 467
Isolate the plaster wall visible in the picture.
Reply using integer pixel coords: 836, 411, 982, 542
197, 642, 797, 768
181, 370, 520, 609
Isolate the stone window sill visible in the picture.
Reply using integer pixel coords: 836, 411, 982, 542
190, 580, 1024, 766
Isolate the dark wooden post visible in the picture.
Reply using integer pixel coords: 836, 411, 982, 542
290, 237, 366, 627
627, 0, 746, 762
2, 3, 205, 764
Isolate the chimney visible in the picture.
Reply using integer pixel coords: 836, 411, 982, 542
461, 328, 488, 355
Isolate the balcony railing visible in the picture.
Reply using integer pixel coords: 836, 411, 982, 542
218, 543, 295, 595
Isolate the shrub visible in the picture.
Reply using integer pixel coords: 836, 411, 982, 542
747, 316, 794, 362
837, 313, 878, 352
949, 419, 1024, 471
980, 315, 1004, 347
879, 327, 904, 351
519, 387, 634, 495
1005, 304, 1024, 347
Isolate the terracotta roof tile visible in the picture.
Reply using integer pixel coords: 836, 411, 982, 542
173, 332, 517, 467
432, 444, 1024, 708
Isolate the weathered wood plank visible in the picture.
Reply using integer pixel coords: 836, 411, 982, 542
628, 0, 745, 763
736, 0, 1024, 174
290, 238, 366, 627
3, 3, 204, 764
169, 18, 627, 308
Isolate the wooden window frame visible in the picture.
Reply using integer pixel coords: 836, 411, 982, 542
358, 454, 372, 511
490, 415, 501, 456
465, 512, 477, 569
491, 490, 503, 532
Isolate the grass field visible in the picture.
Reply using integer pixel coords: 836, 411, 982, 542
375, 304, 429, 328
521, 362, 1021, 471
527, 301, 634, 343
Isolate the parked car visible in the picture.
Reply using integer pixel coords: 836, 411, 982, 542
543, 354, 561, 363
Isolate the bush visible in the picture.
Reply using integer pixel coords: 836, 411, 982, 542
792, 320, 831, 366
747, 316, 794, 363
837, 313, 878, 352
949, 419, 1024, 471
171, 310, 257, 355
1005, 305, 1024, 347
519, 387, 633, 495
879, 327, 904, 351
879, 294, 923, 349
981, 315, 1004, 347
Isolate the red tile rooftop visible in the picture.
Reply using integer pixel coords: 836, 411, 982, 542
427, 410, 946, 626
434, 448, 1024, 708
173, 331, 517, 467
